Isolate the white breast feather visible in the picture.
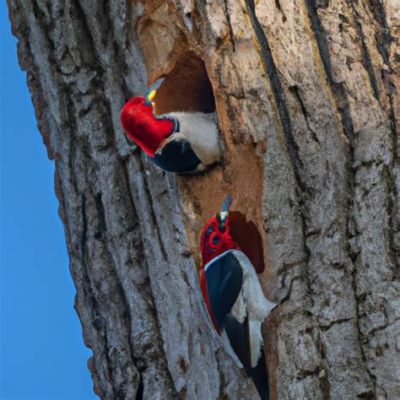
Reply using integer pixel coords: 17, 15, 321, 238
166, 112, 221, 169
230, 250, 277, 368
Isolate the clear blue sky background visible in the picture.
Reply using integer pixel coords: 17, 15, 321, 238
1, 3, 96, 399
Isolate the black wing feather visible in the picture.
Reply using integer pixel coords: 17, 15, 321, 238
205, 252, 243, 328
153, 138, 200, 172
206, 251, 270, 400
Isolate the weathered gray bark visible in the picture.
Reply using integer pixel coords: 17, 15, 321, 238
8, 0, 400, 399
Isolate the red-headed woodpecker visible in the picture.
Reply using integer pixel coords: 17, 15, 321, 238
120, 79, 221, 173
199, 195, 276, 400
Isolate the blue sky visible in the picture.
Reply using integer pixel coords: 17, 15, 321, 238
1, 4, 96, 400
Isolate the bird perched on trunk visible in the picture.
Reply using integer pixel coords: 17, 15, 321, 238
199, 195, 276, 400
120, 78, 221, 173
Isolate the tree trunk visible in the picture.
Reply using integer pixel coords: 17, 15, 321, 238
7, 0, 400, 399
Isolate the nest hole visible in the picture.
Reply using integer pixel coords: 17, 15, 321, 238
229, 211, 265, 274
153, 51, 216, 114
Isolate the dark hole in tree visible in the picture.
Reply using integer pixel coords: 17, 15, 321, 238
153, 51, 216, 114
229, 211, 265, 274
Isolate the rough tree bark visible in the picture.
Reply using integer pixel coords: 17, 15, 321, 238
7, 0, 400, 399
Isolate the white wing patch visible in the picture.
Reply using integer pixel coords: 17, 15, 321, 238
230, 250, 277, 368
166, 111, 221, 169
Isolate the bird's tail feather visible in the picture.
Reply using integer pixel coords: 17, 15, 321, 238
248, 349, 270, 400
224, 315, 270, 400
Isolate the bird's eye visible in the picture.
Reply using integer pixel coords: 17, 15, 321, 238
212, 235, 220, 244
206, 226, 214, 236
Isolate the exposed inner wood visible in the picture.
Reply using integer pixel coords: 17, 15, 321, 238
150, 50, 267, 283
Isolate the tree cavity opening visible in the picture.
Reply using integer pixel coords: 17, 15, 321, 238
229, 211, 265, 274
153, 51, 216, 115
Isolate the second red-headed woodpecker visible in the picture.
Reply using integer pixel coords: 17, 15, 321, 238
199, 195, 276, 400
120, 79, 221, 173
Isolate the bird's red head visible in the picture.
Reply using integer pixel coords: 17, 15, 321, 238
120, 96, 175, 156
200, 196, 240, 266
